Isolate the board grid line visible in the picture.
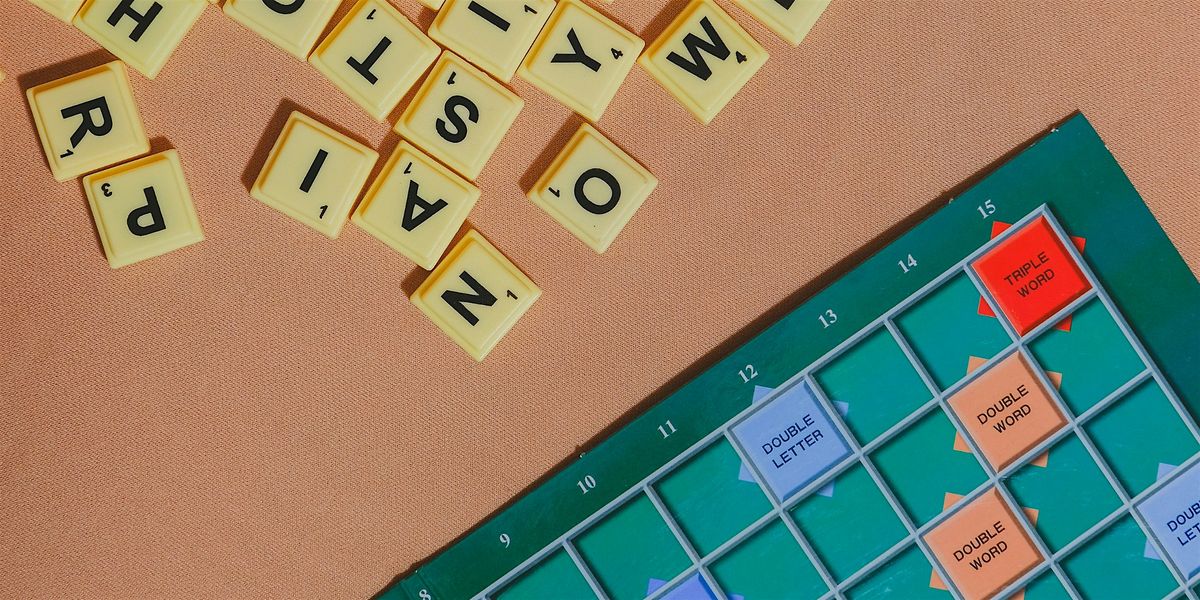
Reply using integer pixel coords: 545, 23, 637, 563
476, 206, 1200, 600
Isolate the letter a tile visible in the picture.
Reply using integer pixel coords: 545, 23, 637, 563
223, 0, 339, 60
82, 149, 204, 268
394, 51, 523, 180
528, 123, 657, 253
310, 0, 440, 121
74, 0, 207, 79
251, 110, 378, 238
411, 230, 539, 361
519, 0, 644, 121
353, 141, 480, 269
639, 0, 767, 124
27, 60, 150, 182
427, 0, 555, 82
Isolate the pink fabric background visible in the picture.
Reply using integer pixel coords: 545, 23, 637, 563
1, 1, 1197, 597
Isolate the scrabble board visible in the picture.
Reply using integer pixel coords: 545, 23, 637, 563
380, 114, 1200, 600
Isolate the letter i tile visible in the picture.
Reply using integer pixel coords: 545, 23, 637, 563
411, 230, 539, 361
427, 0, 555, 82
82, 149, 204, 268
250, 111, 378, 238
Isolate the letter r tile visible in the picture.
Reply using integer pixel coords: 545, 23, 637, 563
639, 0, 767, 124
411, 230, 540, 361
251, 110, 378, 238
82, 149, 204, 268
26, 60, 150, 182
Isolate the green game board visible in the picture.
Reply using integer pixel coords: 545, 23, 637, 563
381, 114, 1200, 600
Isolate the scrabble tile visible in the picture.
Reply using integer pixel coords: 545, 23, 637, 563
427, 0, 555, 81
528, 123, 656, 253
734, 0, 830, 46
518, 0, 643, 121
82, 149, 204, 268
416, 0, 443, 9
310, 0, 440, 121
394, 51, 524, 179
26, 61, 150, 182
28, 0, 86, 22
250, 110, 378, 238
74, 0, 207, 79
353, 141, 480, 269
638, 0, 767, 124
223, 0, 339, 60
411, 230, 539, 361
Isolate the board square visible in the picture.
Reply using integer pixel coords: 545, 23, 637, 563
638, 0, 768, 124
657, 573, 717, 599
74, 0, 206, 79
26, 60, 150, 182
846, 544, 950, 600
814, 327, 932, 444
871, 409, 987, 525
1061, 516, 1178, 599
946, 352, 1066, 470
922, 488, 1042, 600
791, 464, 909, 582
1029, 298, 1144, 415
527, 122, 657, 253
309, 0, 440, 121
1006, 434, 1122, 552
81, 149, 204, 268
972, 216, 1091, 335
729, 382, 851, 501
896, 273, 1011, 391
1085, 380, 1200, 496
393, 51, 524, 179
250, 111, 378, 239
709, 519, 828, 600
574, 495, 691, 600
654, 439, 771, 555
352, 141, 481, 269
518, 0, 645, 121
494, 549, 593, 599
1135, 460, 1200, 578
